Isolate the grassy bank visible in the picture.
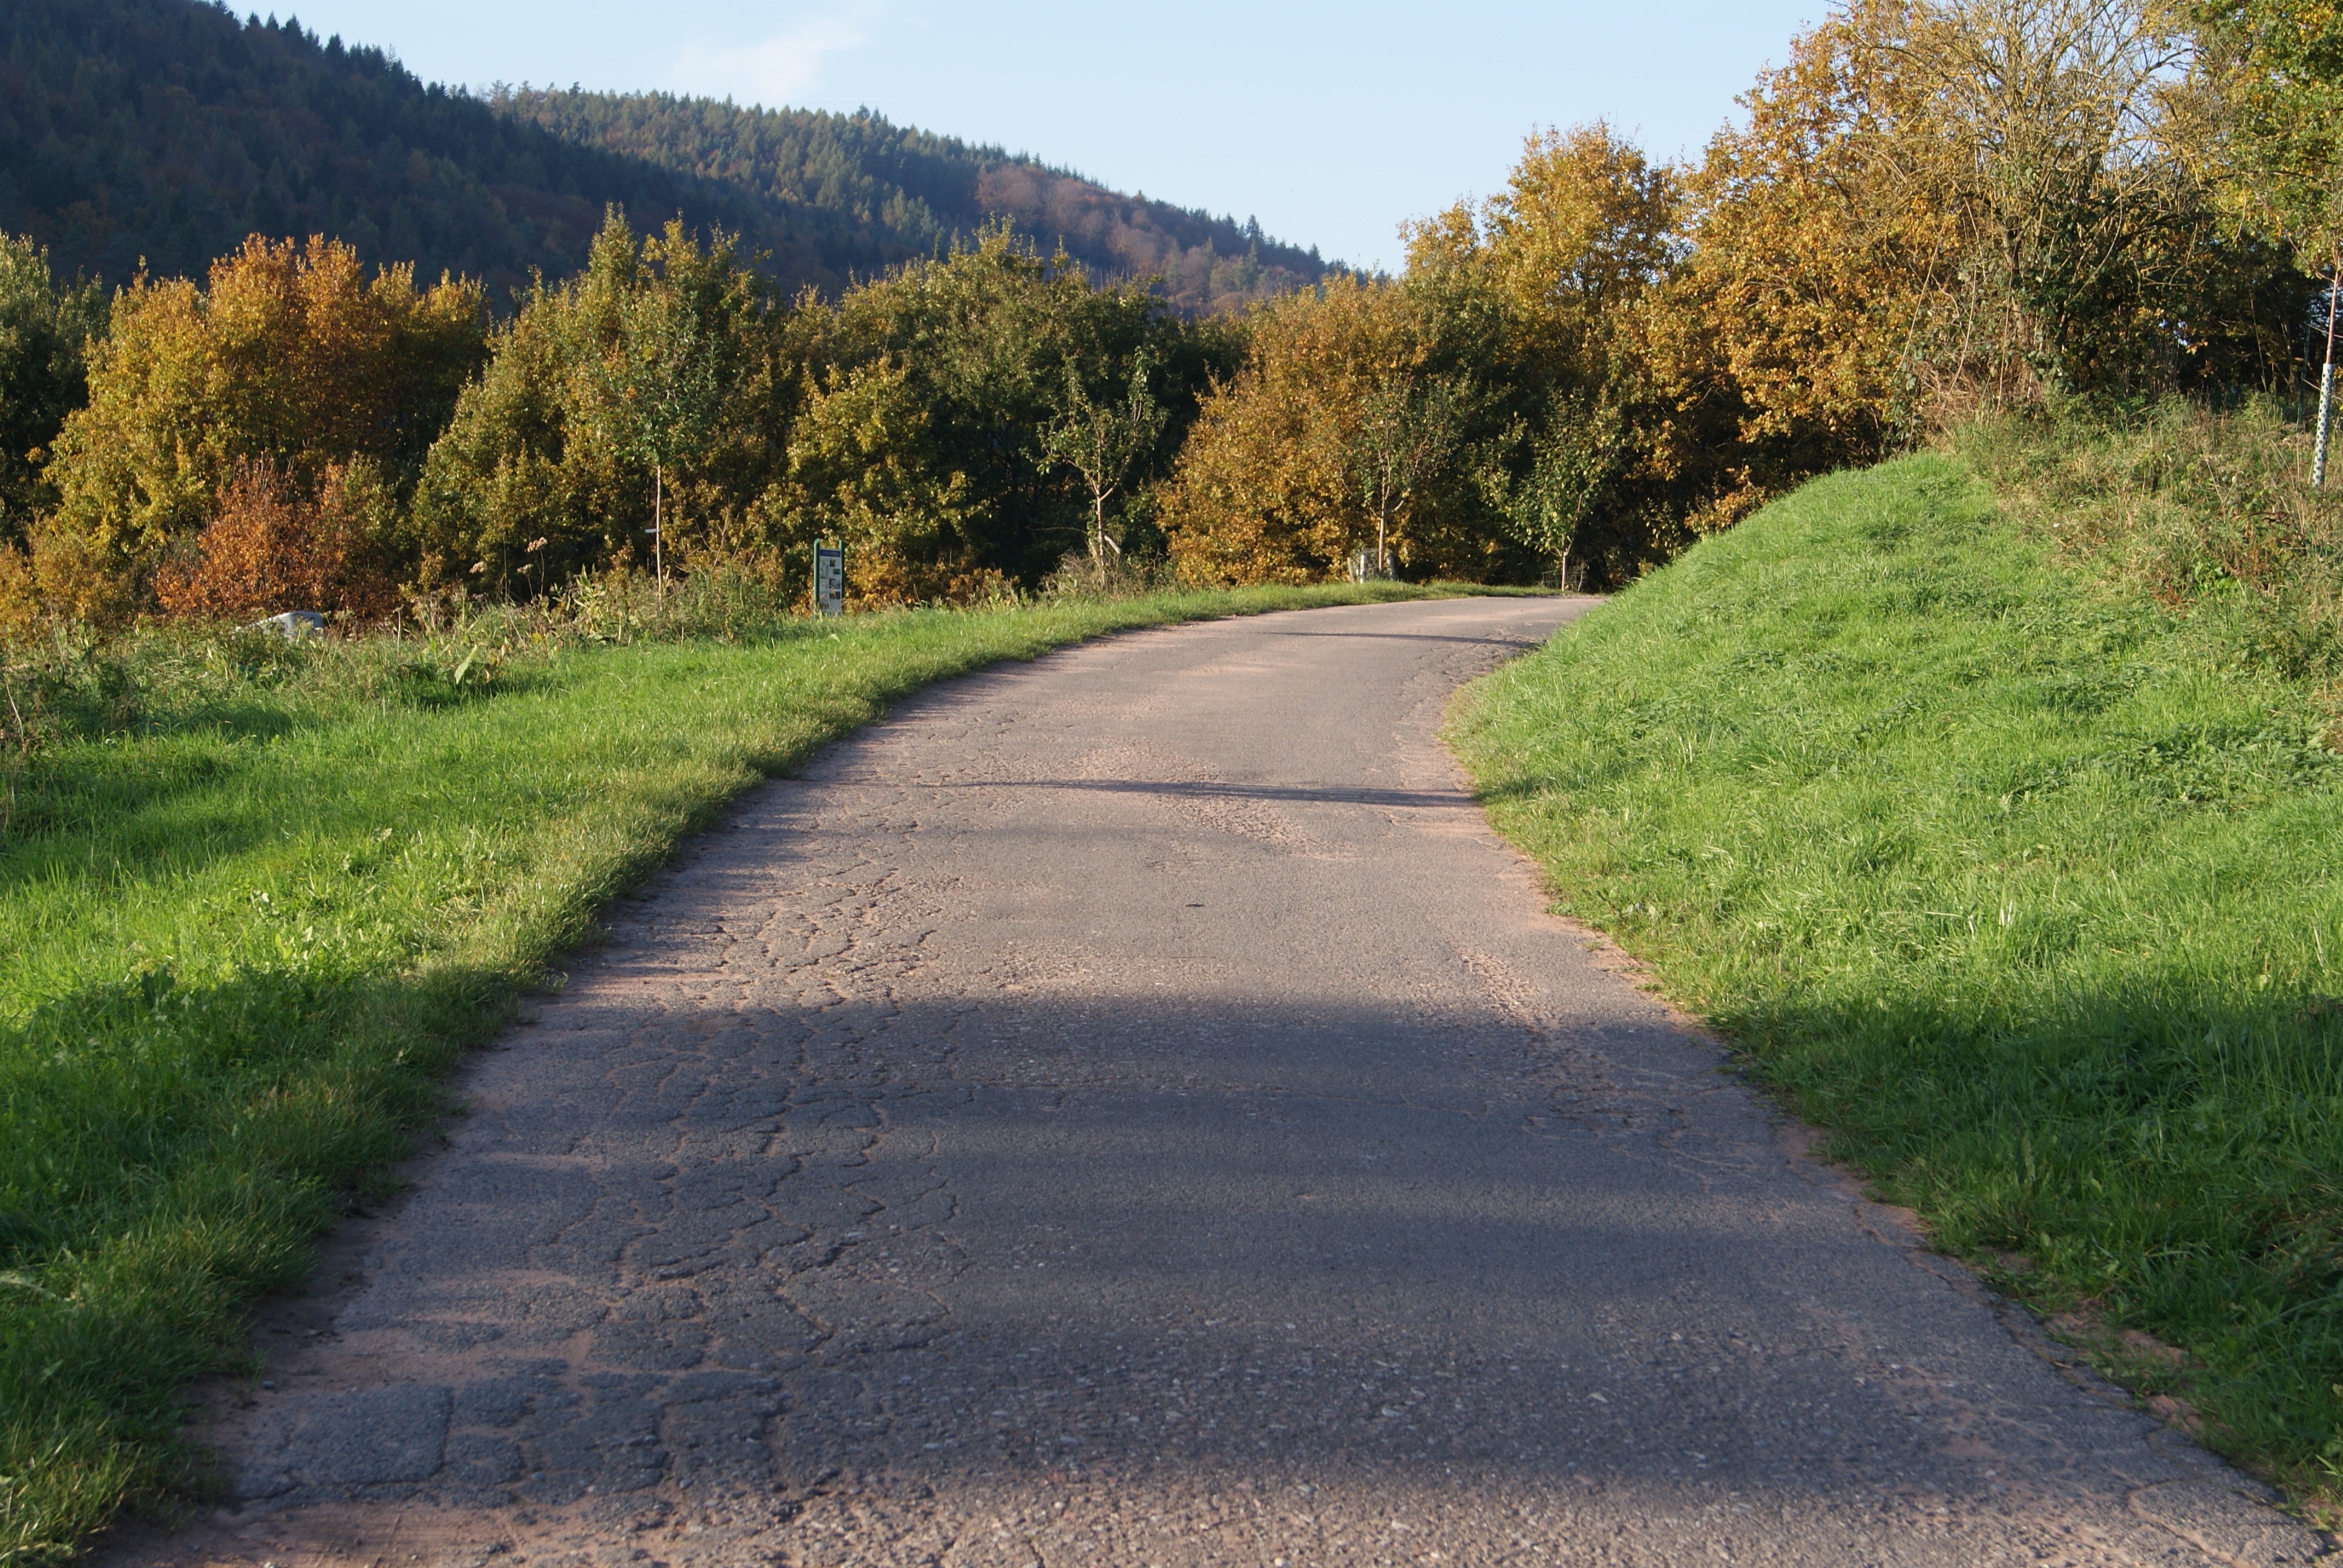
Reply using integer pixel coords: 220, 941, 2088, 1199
0, 581, 1455, 1564
1451, 452, 2343, 1505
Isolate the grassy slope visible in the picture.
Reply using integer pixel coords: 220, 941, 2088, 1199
1452, 454, 2343, 1502
0, 583, 1452, 1564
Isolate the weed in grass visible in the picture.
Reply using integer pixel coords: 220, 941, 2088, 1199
1452, 452, 2343, 1508
0, 580, 1472, 1564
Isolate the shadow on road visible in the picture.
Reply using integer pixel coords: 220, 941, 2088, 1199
182, 970, 2183, 1553
920, 777, 1479, 809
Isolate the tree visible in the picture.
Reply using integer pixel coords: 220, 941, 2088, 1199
1348, 371, 1466, 578
415, 211, 778, 596
1158, 275, 1418, 586
38, 234, 483, 620
1478, 397, 1627, 590
1682, 0, 2266, 479
571, 216, 746, 590
154, 457, 400, 620
1901, 0, 2204, 394
2192, 0, 2343, 478
415, 220, 1226, 602
1472, 122, 1679, 350
1041, 352, 1166, 583
781, 223, 1230, 587
0, 235, 105, 547
761, 357, 985, 607
1408, 121, 1722, 578
2193, 0, 2343, 258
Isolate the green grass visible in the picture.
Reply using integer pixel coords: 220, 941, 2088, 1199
0, 581, 1465, 1564
1956, 399, 2343, 687
1450, 453, 2343, 1506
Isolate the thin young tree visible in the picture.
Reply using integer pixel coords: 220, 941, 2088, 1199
1042, 352, 1166, 585
1348, 370, 1466, 578
577, 221, 736, 592
1479, 395, 1625, 590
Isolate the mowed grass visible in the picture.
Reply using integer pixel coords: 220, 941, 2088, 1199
0, 582, 1456, 1563
1451, 454, 2343, 1503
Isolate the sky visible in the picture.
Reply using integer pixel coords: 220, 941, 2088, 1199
264, 1, 1823, 273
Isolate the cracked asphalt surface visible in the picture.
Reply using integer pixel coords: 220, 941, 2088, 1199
106, 597, 2327, 1567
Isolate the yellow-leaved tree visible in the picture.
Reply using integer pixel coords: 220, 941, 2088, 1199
1159, 275, 1437, 585
1410, 122, 1746, 577
1680, 1, 1955, 478
1686, 0, 2287, 482
36, 234, 483, 620
413, 213, 775, 600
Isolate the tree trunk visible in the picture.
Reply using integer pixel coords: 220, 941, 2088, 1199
1092, 491, 1109, 585
2318, 265, 2340, 492
653, 460, 666, 595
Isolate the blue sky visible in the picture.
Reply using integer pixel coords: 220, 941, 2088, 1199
267, 1, 1823, 273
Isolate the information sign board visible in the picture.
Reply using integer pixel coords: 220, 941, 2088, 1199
815, 544, 845, 617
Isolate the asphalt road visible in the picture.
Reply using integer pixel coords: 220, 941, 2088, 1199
111, 597, 2325, 1567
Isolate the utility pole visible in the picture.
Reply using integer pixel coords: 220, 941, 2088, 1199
2316, 263, 2339, 491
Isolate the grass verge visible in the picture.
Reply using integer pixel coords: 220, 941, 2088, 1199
1450, 453, 2343, 1507
0, 581, 1460, 1564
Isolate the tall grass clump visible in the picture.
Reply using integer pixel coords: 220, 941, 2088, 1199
1959, 399, 2343, 684
1452, 452, 2343, 1508
0, 579, 1462, 1564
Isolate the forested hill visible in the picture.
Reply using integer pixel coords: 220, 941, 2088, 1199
492, 92, 1329, 315
0, 0, 1328, 309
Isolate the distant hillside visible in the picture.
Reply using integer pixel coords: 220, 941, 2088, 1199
0, 0, 789, 295
491, 91, 1328, 315
0, 0, 1328, 310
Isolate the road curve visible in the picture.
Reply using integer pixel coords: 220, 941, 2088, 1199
112, 597, 2322, 1568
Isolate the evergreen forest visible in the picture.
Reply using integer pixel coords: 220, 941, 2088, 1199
0, 0, 1325, 305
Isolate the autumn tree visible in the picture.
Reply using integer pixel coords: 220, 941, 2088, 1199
572, 217, 749, 589
1408, 123, 1734, 578
1903, 0, 2215, 393
1162, 123, 1702, 594
2192, 0, 2343, 258
1159, 276, 1434, 585
2192, 0, 2343, 474
416, 221, 1221, 608
1467, 122, 1677, 367
154, 458, 401, 621
756, 357, 986, 606
36, 234, 483, 619
1678, 3, 1951, 475
1685, 0, 2294, 483
800, 226, 1207, 586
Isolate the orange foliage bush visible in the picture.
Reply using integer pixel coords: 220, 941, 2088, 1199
42, 234, 482, 619
156, 461, 399, 622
